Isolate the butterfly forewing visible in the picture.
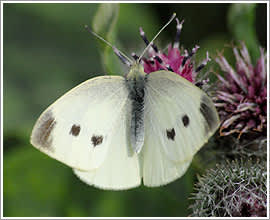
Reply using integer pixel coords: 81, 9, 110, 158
31, 76, 131, 171
142, 70, 220, 186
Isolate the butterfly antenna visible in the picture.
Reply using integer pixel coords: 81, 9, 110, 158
84, 25, 133, 66
138, 13, 177, 62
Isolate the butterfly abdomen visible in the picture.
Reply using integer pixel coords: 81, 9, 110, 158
126, 73, 147, 154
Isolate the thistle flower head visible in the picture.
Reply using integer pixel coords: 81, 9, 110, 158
132, 18, 211, 84
214, 43, 267, 138
190, 159, 267, 217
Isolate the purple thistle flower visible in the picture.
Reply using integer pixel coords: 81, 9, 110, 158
214, 43, 267, 138
132, 18, 211, 84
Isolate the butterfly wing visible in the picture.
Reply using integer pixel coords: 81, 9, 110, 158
31, 76, 139, 174
73, 105, 141, 190
142, 70, 220, 186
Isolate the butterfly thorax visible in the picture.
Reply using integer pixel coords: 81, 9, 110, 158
125, 63, 147, 154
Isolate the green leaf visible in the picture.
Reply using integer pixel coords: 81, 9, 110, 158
92, 4, 122, 75
228, 3, 260, 61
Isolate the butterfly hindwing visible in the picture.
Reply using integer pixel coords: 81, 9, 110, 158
73, 103, 141, 190
142, 71, 220, 186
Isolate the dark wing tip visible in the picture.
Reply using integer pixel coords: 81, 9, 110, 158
31, 109, 56, 151
199, 95, 220, 134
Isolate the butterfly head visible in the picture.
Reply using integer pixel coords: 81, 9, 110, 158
126, 62, 147, 80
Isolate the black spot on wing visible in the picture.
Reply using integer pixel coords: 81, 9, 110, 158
200, 95, 218, 133
182, 115, 189, 127
32, 110, 56, 151
70, 124, 80, 136
166, 128, 176, 141
91, 135, 103, 147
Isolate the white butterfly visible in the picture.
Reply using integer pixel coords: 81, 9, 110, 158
30, 14, 220, 190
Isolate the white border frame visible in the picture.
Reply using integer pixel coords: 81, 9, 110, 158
1, 0, 269, 219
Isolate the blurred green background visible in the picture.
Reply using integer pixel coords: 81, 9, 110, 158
3, 3, 267, 217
